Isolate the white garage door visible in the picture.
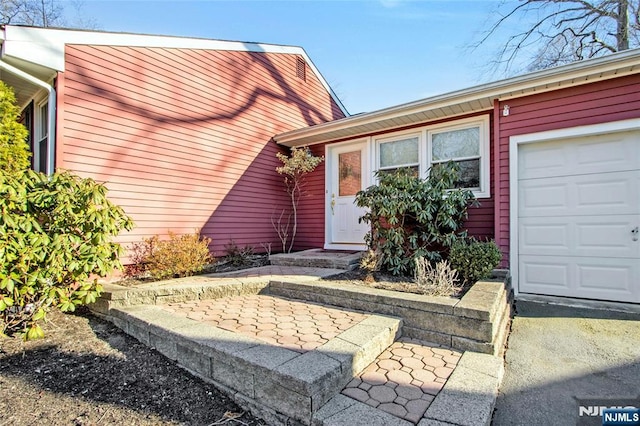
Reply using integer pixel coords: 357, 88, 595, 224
518, 130, 640, 303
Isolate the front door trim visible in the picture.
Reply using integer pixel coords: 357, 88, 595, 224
324, 138, 371, 250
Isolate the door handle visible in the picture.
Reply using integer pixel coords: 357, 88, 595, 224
632, 226, 639, 241
331, 193, 335, 215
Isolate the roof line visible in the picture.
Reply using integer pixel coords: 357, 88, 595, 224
274, 47, 640, 145
1, 25, 350, 117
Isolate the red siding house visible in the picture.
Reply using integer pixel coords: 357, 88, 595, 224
274, 51, 640, 305
1, 25, 346, 257
2, 25, 639, 305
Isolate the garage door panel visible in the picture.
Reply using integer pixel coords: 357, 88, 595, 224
577, 262, 635, 294
576, 136, 635, 172
520, 216, 639, 258
519, 170, 639, 217
519, 144, 566, 178
576, 175, 637, 211
519, 181, 568, 214
519, 131, 640, 179
520, 256, 639, 303
576, 220, 639, 256
519, 221, 569, 253
519, 259, 570, 289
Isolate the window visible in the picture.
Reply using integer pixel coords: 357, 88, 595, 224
427, 117, 489, 197
34, 99, 48, 174
373, 116, 490, 198
430, 126, 481, 188
377, 134, 419, 175
338, 151, 361, 196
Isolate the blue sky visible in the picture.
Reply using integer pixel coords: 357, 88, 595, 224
73, 1, 507, 114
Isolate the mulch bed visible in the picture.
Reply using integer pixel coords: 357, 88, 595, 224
0, 307, 265, 426
323, 268, 468, 298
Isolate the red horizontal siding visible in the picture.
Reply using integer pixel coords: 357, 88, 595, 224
495, 74, 640, 267
57, 44, 345, 259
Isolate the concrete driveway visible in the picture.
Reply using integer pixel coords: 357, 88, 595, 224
492, 300, 640, 426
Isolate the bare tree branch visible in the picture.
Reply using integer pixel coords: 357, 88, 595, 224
472, 0, 639, 76
0, 0, 98, 29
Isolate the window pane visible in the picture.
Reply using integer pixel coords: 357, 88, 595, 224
432, 127, 479, 160
456, 158, 480, 188
339, 151, 361, 196
378, 166, 419, 177
39, 104, 48, 137
380, 137, 419, 167
38, 138, 47, 173
432, 159, 480, 189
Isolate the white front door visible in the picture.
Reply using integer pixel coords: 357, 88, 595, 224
517, 130, 640, 303
326, 141, 369, 248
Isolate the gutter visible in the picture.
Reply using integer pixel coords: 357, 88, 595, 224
0, 59, 56, 175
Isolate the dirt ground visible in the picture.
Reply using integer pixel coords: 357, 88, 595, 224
0, 307, 265, 426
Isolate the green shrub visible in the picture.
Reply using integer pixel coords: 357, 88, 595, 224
145, 232, 212, 280
0, 170, 134, 339
355, 163, 477, 275
0, 82, 30, 174
448, 238, 502, 285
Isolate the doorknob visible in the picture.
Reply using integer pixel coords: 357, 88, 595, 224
632, 226, 639, 241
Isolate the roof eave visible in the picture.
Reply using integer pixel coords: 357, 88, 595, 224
274, 48, 640, 147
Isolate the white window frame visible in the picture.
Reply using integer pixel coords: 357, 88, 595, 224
374, 129, 422, 177
33, 96, 49, 174
426, 116, 490, 198
373, 115, 491, 198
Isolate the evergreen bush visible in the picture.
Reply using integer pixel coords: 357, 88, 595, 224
355, 163, 477, 275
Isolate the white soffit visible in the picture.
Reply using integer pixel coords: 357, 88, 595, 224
274, 48, 640, 147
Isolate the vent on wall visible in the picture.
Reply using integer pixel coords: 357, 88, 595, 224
296, 57, 306, 81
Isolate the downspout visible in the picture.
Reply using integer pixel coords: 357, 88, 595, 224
0, 59, 57, 175
492, 99, 503, 268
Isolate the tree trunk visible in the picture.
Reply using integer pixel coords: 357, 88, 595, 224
618, 0, 630, 50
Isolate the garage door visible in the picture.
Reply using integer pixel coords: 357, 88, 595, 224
518, 130, 640, 303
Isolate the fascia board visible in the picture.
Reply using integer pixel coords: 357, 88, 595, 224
2, 25, 307, 69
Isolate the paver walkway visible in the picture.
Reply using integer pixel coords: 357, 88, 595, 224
162, 295, 368, 352
342, 338, 462, 423
158, 294, 464, 424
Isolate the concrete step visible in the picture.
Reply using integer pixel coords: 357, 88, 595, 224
103, 297, 402, 426
269, 249, 363, 270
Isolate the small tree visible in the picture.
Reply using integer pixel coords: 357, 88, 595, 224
275, 147, 323, 253
356, 163, 477, 276
0, 81, 31, 174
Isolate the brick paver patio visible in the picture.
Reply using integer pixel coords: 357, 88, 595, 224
162, 295, 369, 352
160, 295, 462, 424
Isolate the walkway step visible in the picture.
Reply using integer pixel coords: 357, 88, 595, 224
269, 249, 363, 270
104, 298, 401, 426
316, 351, 503, 426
